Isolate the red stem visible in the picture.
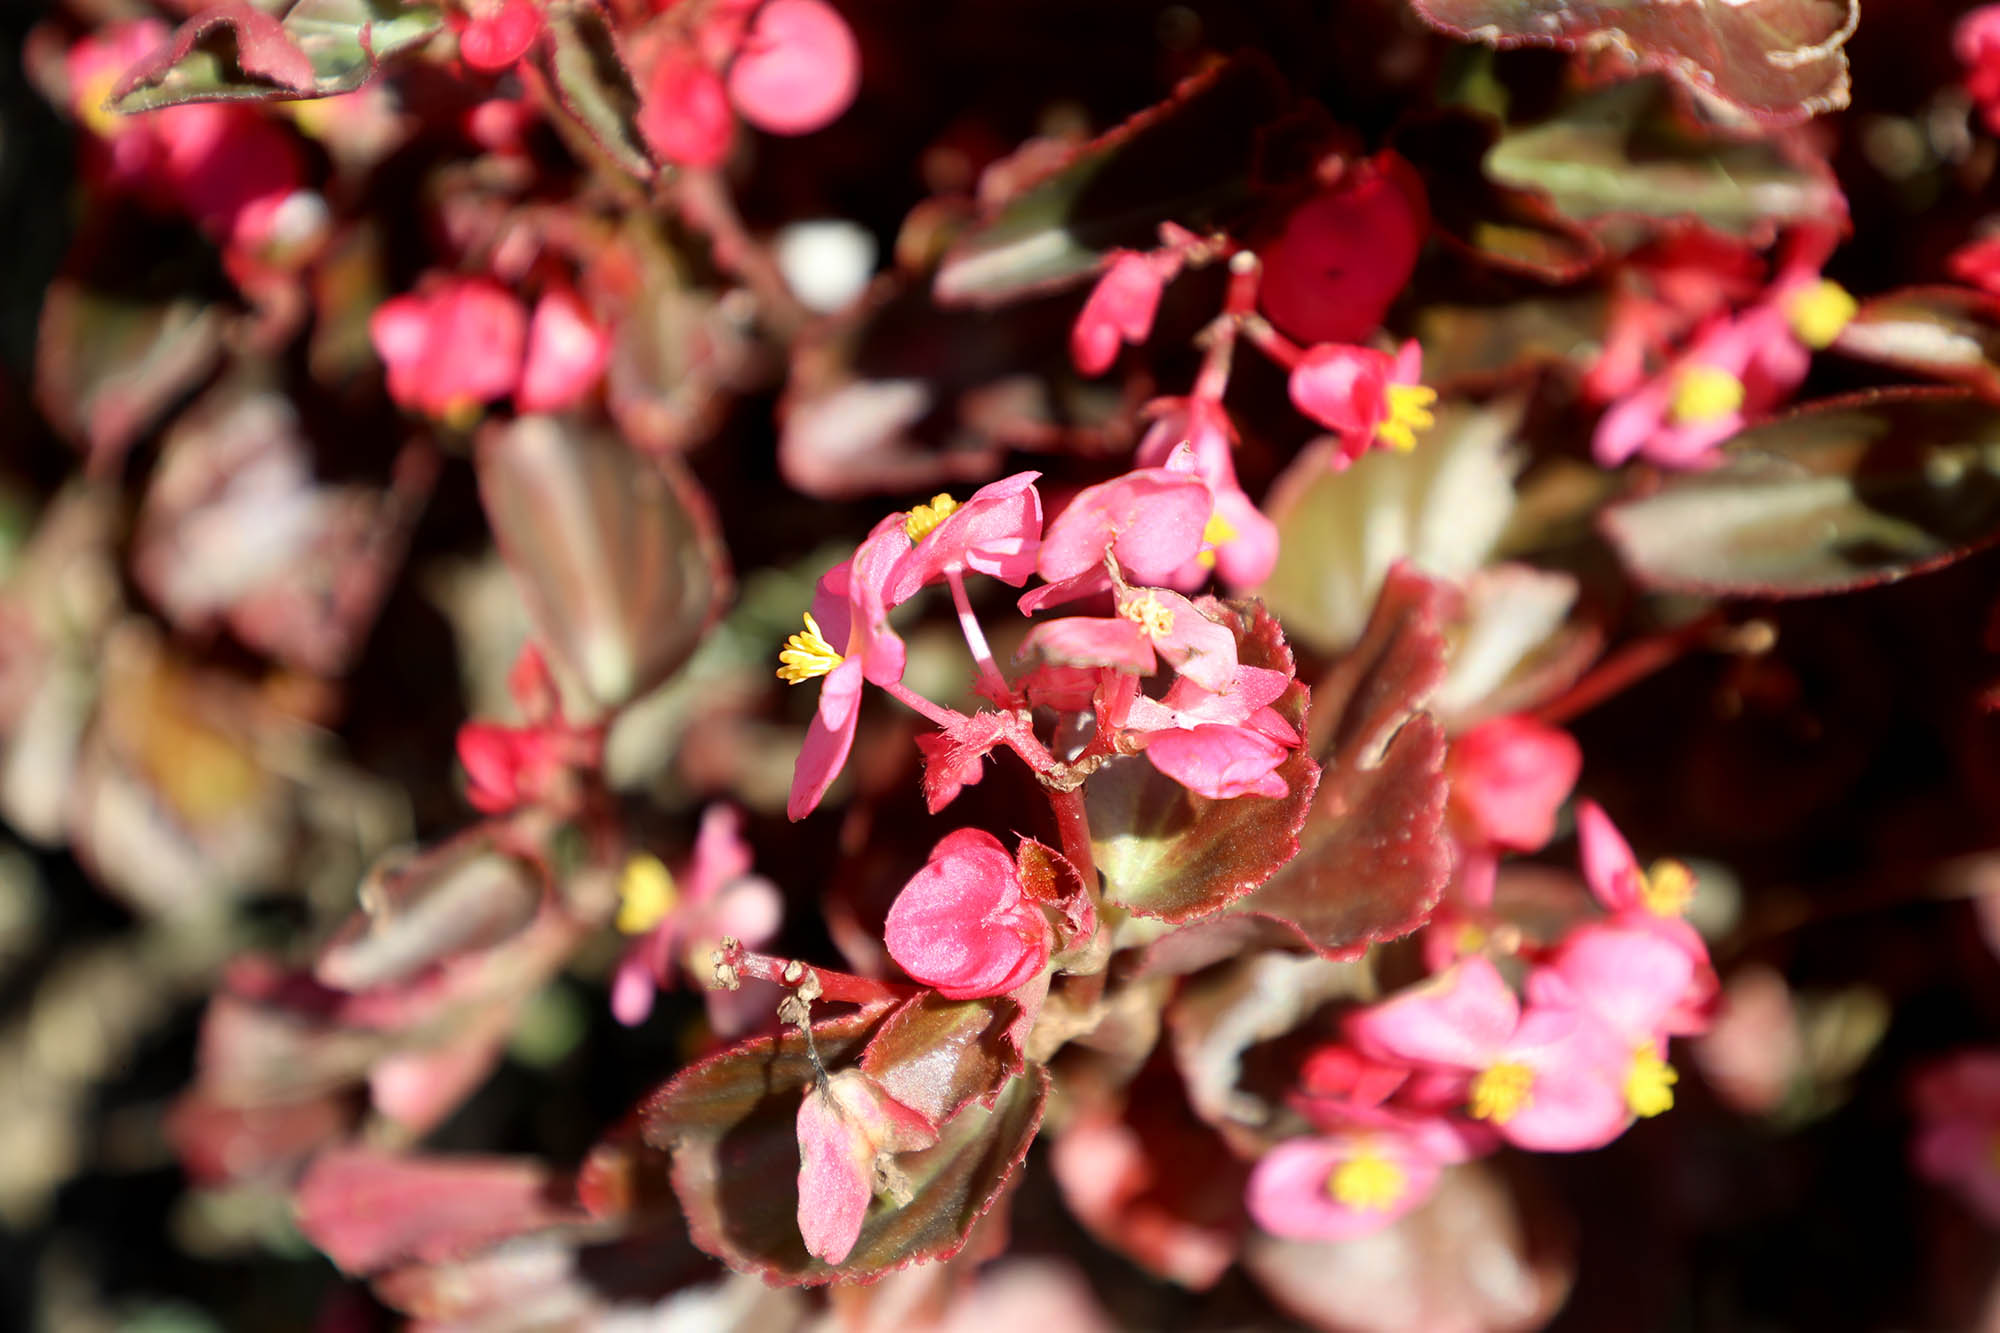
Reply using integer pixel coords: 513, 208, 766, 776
1046, 786, 1100, 895
717, 942, 919, 1006
1533, 611, 1730, 727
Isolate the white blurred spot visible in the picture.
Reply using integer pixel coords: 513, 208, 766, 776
775, 219, 878, 314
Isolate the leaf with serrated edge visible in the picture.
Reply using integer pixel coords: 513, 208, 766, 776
1601, 389, 2000, 597
1087, 600, 1319, 923
1409, 0, 1853, 128
476, 419, 730, 719
534, 4, 655, 180
643, 1009, 1046, 1285
111, 0, 443, 111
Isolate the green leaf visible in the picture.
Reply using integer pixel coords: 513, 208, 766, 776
933, 55, 1288, 307
642, 1010, 1047, 1285
533, 2, 656, 181
1832, 286, 2000, 399
476, 418, 731, 718
1601, 390, 2000, 596
1086, 600, 1319, 924
111, 0, 443, 111
1410, 0, 1853, 128
1484, 80, 1846, 240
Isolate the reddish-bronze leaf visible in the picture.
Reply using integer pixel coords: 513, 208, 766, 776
1833, 287, 2000, 399
860, 992, 1026, 1129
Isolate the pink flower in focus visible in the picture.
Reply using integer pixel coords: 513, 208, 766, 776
1257, 152, 1428, 347
1019, 585, 1239, 693
518, 288, 611, 413
883, 829, 1053, 999
1071, 251, 1177, 377
1116, 663, 1301, 799
1446, 716, 1582, 854
1288, 339, 1435, 468
1135, 401, 1279, 590
1023, 468, 1215, 612
883, 471, 1044, 603
610, 805, 783, 1032
1348, 956, 1630, 1152
637, 42, 734, 168
456, 0, 544, 72
1960, 6, 2000, 135
797, 1068, 936, 1265
370, 277, 528, 422
780, 513, 911, 820
723, 0, 860, 136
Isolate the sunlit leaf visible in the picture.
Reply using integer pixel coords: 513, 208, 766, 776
1601, 389, 2000, 596
860, 992, 1025, 1129
534, 2, 655, 180
1832, 287, 2000, 399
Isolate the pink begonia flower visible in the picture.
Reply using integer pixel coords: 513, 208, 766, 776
1348, 956, 1630, 1152
1583, 227, 1764, 403
1019, 586, 1239, 693
1288, 339, 1436, 469
1960, 6, 2000, 135
1071, 251, 1178, 377
884, 829, 1053, 999
883, 471, 1044, 603
723, 0, 861, 136
1023, 468, 1214, 612
1950, 235, 2000, 297
1574, 801, 1717, 1033
1246, 1131, 1444, 1241
1911, 1051, 2000, 1225
1526, 923, 1698, 1123
370, 277, 528, 422
1446, 716, 1582, 853
456, 720, 598, 815
636, 43, 734, 168
518, 288, 611, 413
610, 805, 783, 1032
456, 0, 544, 71
1116, 665, 1301, 799
1257, 152, 1428, 347
781, 514, 911, 820
1135, 401, 1280, 590
797, 1068, 937, 1265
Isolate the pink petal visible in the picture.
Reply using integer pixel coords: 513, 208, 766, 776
685, 804, 755, 901
609, 949, 658, 1026
846, 512, 912, 685
1532, 923, 1696, 1044
1576, 800, 1643, 912
1018, 615, 1157, 677
637, 44, 734, 168
1287, 344, 1390, 441
1347, 957, 1520, 1072
787, 656, 863, 821
458, 0, 543, 71
1446, 716, 1582, 853
1036, 470, 1214, 585
517, 288, 609, 413
1070, 251, 1169, 376
1246, 1135, 1441, 1241
796, 1081, 878, 1265
724, 0, 859, 136
1144, 724, 1290, 799
1137, 588, 1239, 692
885, 471, 1043, 601
884, 828, 1052, 999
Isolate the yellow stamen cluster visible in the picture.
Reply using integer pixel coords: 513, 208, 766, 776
777, 612, 844, 684
1376, 383, 1438, 452
904, 493, 960, 544
1328, 1146, 1408, 1212
616, 853, 680, 935
1668, 366, 1745, 426
1469, 1061, 1535, 1124
1625, 1046, 1679, 1118
1639, 858, 1696, 917
1786, 279, 1858, 350
1119, 591, 1176, 640
1196, 511, 1239, 570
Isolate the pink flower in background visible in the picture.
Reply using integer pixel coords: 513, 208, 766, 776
1288, 339, 1435, 467
780, 513, 911, 820
1349, 956, 1630, 1152
883, 829, 1052, 999
1246, 1131, 1445, 1241
722, 0, 861, 136
1071, 251, 1177, 377
456, 0, 544, 72
1912, 1051, 2000, 1225
636, 42, 734, 168
371, 277, 528, 422
1527, 923, 1699, 1122
1960, 5, 2000, 135
610, 805, 783, 1032
1257, 152, 1428, 347
1446, 716, 1582, 854
518, 289, 611, 414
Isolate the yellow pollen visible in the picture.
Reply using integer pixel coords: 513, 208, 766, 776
1469, 1061, 1535, 1124
1328, 1147, 1408, 1212
904, 493, 959, 543
1786, 279, 1857, 350
1455, 921, 1489, 955
1376, 383, 1438, 452
441, 396, 484, 432
77, 69, 126, 139
1625, 1047, 1678, 1118
777, 612, 845, 683
1197, 511, 1238, 570
616, 853, 679, 935
1668, 365, 1745, 426
1119, 591, 1176, 640
1639, 858, 1695, 917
